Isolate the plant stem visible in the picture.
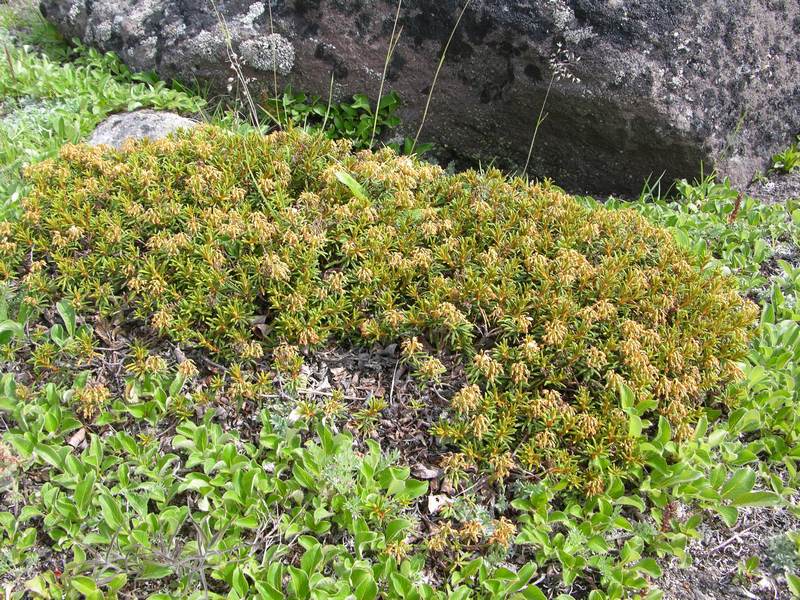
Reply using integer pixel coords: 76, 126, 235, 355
321, 70, 335, 132
370, 0, 403, 150
411, 0, 471, 154
266, 0, 281, 128
210, 0, 260, 129
523, 71, 555, 175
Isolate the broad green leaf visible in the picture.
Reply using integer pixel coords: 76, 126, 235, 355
730, 491, 781, 507
139, 562, 173, 580
288, 566, 310, 599
300, 542, 323, 575
787, 572, 800, 597
75, 471, 96, 515
232, 567, 249, 598
721, 469, 755, 500
56, 299, 76, 336
520, 585, 547, 600
334, 170, 367, 201
714, 505, 739, 527
636, 558, 662, 578
70, 576, 98, 595
235, 515, 260, 529
34, 443, 64, 469
107, 574, 128, 593
0, 321, 24, 345
98, 493, 126, 531
618, 382, 635, 411
385, 518, 412, 542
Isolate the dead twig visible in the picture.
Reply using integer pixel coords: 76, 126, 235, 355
388, 359, 400, 406
706, 524, 757, 554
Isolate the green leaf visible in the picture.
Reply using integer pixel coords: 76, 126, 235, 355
670, 226, 691, 249
75, 471, 96, 515
730, 491, 781, 507
312, 505, 333, 523
452, 557, 483, 585
334, 170, 367, 201
34, 443, 64, 469
721, 469, 755, 500
107, 573, 128, 593
628, 414, 643, 437
586, 535, 610, 554
26, 575, 50, 597
50, 324, 67, 347
300, 541, 323, 575
399, 479, 427, 500
730, 408, 761, 434
616, 495, 645, 512
98, 493, 126, 531
232, 567, 249, 598
636, 558, 662, 578
288, 566, 310, 599
139, 562, 173, 580
787, 572, 800, 597
254, 582, 284, 600
449, 588, 472, 600
354, 576, 378, 600
235, 515, 260, 529
70, 576, 98, 595
292, 464, 316, 489
56, 299, 77, 336
506, 561, 537, 594
0, 321, 24, 345
520, 585, 547, 600
714, 505, 739, 527
385, 518, 412, 542
618, 382, 635, 411
389, 572, 414, 598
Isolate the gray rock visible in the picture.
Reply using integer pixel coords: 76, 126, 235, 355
747, 170, 800, 206
86, 110, 197, 148
42, 0, 800, 194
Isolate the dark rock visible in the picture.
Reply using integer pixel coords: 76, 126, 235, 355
87, 110, 197, 148
41, 0, 800, 194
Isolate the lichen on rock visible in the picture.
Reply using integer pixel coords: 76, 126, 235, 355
240, 34, 295, 75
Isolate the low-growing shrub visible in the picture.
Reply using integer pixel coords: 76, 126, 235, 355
2, 126, 757, 489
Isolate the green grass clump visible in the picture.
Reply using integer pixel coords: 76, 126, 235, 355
771, 137, 800, 174
264, 88, 405, 151
3, 126, 757, 489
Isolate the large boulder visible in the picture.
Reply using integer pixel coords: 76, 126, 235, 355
41, 0, 800, 194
